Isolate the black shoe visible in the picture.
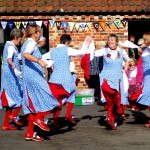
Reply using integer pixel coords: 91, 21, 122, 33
97, 100, 103, 106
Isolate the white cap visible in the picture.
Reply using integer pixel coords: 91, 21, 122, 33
138, 38, 144, 46
38, 36, 46, 42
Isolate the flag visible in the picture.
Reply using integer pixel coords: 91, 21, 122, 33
121, 20, 127, 27
106, 21, 113, 28
80, 22, 87, 31
56, 21, 61, 30
93, 22, 100, 31
14, 22, 21, 29
42, 20, 48, 28
75, 23, 80, 32
22, 22, 28, 28
35, 21, 42, 27
100, 21, 106, 30
1, 21, 7, 29
114, 20, 121, 29
69, 22, 75, 32
8, 21, 14, 30
49, 20, 55, 28
62, 22, 69, 32
29, 21, 36, 25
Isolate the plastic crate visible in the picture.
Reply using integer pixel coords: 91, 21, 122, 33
75, 95, 94, 106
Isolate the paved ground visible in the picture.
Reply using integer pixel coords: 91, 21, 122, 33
0, 102, 150, 150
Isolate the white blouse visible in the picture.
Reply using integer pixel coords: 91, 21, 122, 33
7, 41, 18, 59
42, 44, 88, 60
94, 47, 129, 62
142, 46, 150, 57
24, 38, 38, 54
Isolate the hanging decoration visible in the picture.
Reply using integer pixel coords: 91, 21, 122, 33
14, 22, 21, 29
0, 19, 127, 33
86, 22, 92, 30
74, 23, 80, 32
121, 20, 127, 27
114, 20, 121, 29
29, 21, 36, 25
35, 21, 42, 27
55, 21, 61, 30
49, 20, 55, 28
1, 21, 7, 29
100, 21, 106, 30
22, 22, 28, 28
80, 22, 87, 31
69, 22, 75, 32
106, 21, 113, 28
93, 22, 100, 31
42, 20, 48, 28
8, 21, 14, 30
62, 22, 69, 32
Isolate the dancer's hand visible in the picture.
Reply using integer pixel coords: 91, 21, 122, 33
85, 36, 93, 47
37, 59, 47, 68
14, 68, 22, 78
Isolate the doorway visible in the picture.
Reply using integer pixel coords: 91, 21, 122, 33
128, 20, 150, 44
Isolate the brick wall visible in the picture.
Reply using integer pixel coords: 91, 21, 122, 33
0, 15, 145, 90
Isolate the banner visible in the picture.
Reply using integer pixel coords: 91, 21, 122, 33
80, 22, 87, 31
74, 23, 80, 32
49, 20, 55, 28
22, 22, 28, 28
106, 21, 113, 28
29, 21, 36, 25
93, 22, 100, 31
69, 22, 75, 32
100, 21, 106, 30
8, 21, 14, 30
35, 21, 42, 27
56, 21, 61, 30
62, 22, 69, 32
42, 20, 48, 28
121, 20, 127, 27
114, 20, 121, 29
1, 21, 7, 29
14, 22, 21, 29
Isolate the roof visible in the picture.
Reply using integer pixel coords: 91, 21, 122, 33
0, 0, 150, 15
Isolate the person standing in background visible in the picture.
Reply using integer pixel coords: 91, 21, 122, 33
128, 35, 139, 60
86, 56, 103, 103
37, 36, 49, 81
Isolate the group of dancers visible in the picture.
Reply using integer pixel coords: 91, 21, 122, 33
0, 24, 150, 141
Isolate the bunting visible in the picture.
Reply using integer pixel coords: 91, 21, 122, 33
42, 20, 48, 28
74, 23, 80, 32
121, 20, 127, 27
93, 22, 100, 31
114, 20, 121, 29
35, 21, 42, 27
49, 20, 55, 28
69, 22, 75, 32
86, 22, 92, 30
55, 21, 61, 30
100, 21, 106, 30
14, 22, 21, 29
0, 19, 127, 32
80, 22, 87, 31
22, 22, 28, 28
8, 21, 14, 30
29, 21, 36, 25
106, 21, 113, 28
1, 21, 7, 29
62, 22, 69, 32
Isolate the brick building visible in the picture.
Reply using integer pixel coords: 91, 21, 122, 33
0, 0, 150, 89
